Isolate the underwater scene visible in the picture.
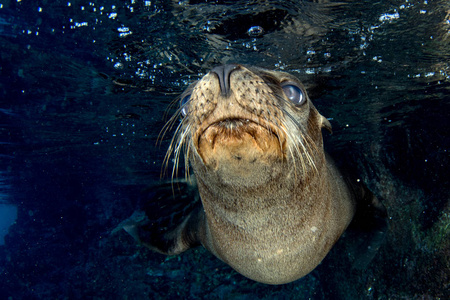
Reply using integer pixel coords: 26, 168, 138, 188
0, 0, 449, 299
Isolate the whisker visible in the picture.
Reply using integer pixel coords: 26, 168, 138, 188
163, 95, 181, 122
158, 108, 182, 146
172, 122, 191, 179
265, 108, 289, 163
162, 120, 182, 178
274, 94, 319, 176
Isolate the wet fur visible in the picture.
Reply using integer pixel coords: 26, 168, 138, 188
129, 65, 385, 285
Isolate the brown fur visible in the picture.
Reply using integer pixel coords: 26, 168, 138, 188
146, 65, 357, 284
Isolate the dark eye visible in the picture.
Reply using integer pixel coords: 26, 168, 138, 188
282, 84, 305, 105
180, 94, 190, 117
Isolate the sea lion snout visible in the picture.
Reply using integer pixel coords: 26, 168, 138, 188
189, 65, 288, 163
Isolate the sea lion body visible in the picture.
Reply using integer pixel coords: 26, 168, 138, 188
197, 153, 354, 284
123, 65, 385, 285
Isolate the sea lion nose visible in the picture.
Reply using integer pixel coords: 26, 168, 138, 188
210, 64, 240, 96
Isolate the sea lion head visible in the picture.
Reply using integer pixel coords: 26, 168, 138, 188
166, 64, 332, 189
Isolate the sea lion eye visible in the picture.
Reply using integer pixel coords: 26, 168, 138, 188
282, 84, 305, 105
180, 94, 190, 117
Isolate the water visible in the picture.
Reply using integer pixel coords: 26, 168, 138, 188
0, 0, 449, 299
0, 205, 16, 245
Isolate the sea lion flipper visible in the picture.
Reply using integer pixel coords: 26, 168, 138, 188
137, 203, 204, 255
118, 178, 203, 255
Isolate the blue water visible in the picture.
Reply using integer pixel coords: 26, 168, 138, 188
0, 0, 449, 299
0, 204, 16, 245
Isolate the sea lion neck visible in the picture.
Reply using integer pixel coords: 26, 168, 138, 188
194, 158, 321, 211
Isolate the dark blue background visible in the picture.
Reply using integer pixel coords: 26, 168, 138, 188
0, 1, 448, 298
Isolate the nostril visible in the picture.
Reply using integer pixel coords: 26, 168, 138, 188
210, 64, 240, 96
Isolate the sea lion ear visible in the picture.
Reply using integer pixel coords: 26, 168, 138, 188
320, 115, 333, 134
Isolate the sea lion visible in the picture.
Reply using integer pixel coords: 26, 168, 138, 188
120, 64, 386, 285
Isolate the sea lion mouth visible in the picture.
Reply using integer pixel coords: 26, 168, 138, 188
198, 117, 283, 147
195, 116, 285, 170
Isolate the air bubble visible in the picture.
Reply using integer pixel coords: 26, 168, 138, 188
114, 62, 124, 69
247, 26, 264, 37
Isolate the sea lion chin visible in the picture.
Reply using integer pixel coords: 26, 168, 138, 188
121, 64, 387, 285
